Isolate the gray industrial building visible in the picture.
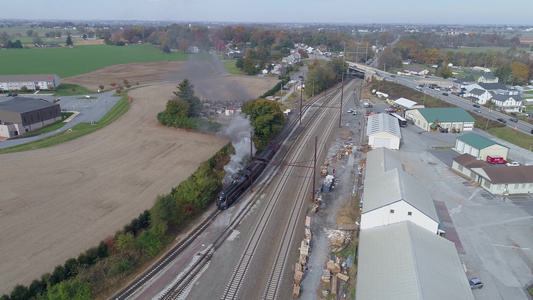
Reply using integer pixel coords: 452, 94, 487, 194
0, 97, 61, 138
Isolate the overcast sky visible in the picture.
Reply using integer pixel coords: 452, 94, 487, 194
2, 0, 532, 25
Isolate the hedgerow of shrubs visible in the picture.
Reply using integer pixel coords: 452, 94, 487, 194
2, 144, 232, 300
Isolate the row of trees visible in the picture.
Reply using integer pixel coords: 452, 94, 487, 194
304, 58, 347, 97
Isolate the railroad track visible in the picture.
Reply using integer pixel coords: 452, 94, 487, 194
221, 80, 357, 300
112, 83, 347, 300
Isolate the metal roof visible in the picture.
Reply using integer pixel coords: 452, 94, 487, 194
365, 147, 403, 180
366, 113, 401, 138
469, 88, 486, 96
394, 97, 417, 108
456, 133, 508, 150
416, 108, 475, 123
356, 221, 474, 300
0, 74, 58, 82
362, 168, 439, 223
0, 96, 58, 113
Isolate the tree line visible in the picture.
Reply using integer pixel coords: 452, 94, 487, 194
379, 32, 533, 85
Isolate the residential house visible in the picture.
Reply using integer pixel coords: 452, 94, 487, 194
227, 51, 245, 59
477, 74, 498, 83
490, 94, 522, 112
404, 66, 429, 76
452, 78, 476, 89
479, 83, 519, 96
464, 88, 492, 104
406, 107, 475, 132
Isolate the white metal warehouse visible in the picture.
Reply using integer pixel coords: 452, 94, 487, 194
365, 147, 403, 180
356, 221, 474, 300
361, 168, 440, 234
366, 113, 401, 150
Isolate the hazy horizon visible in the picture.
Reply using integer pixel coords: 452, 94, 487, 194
1, 0, 532, 26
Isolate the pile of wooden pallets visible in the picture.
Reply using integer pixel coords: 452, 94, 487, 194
292, 216, 312, 298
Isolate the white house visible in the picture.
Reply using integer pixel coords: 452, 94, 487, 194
0, 74, 60, 91
356, 221, 474, 300
477, 74, 498, 83
490, 94, 522, 112
464, 88, 492, 104
366, 113, 402, 150
404, 66, 429, 76
361, 168, 441, 234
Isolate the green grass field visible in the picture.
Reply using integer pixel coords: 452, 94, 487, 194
222, 60, 246, 75
441, 46, 510, 54
0, 44, 190, 78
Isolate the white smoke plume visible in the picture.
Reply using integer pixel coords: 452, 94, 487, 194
221, 115, 257, 187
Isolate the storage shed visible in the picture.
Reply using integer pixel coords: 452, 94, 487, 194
366, 113, 401, 150
455, 132, 509, 161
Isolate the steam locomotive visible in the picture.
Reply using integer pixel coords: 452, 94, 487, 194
216, 142, 280, 210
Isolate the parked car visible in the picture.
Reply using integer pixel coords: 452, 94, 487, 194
442, 92, 449, 96
506, 162, 520, 166
474, 109, 481, 113
473, 104, 480, 108
469, 278, 484, 289
509, 118, 518, 122
497, 118, 506, 123
390, 74, 396, 78
7, 93, 17, 97
347, 109, 353, 113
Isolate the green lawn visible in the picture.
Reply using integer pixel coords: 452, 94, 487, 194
0, 95, 130, 154
222, 60, 246, 75
441, 46, 510, 54
487, 126, 533, 151
0, 44, 190, 78
53, 84, 98, 96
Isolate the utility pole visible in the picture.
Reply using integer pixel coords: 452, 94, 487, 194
249, 131, 254, 192
339, 41, 346, 128
313, 136, 317, 202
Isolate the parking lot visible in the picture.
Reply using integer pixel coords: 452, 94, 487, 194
400, 125, 533, 300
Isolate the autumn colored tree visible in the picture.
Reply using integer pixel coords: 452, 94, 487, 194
511, 61, 529, 84
439, 64, 453, 79
425, 48, 440, 65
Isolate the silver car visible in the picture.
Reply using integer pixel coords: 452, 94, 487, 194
469, 278, 484, 289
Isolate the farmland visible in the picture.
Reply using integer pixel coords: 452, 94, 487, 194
0, 44, 189, 77
440, 46, 511, 54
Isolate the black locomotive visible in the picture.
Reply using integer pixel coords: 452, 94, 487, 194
216, 142, 280, 210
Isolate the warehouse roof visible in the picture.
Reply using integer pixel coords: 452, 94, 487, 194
394, 97, 417, 109
0, 97, 58, 113
356, 221, 474, 300
0, 74, 58, 82
456, 133, 507, 150
416, 107, 475, 123
366, 113, 401, 138
362, 168, 439, 223
365, 147, 403, 180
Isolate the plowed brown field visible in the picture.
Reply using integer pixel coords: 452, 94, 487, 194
0, 60, 277, 294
